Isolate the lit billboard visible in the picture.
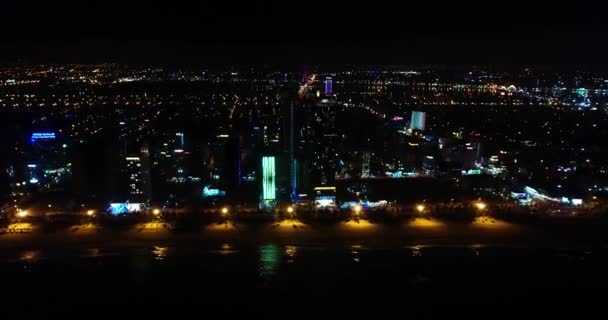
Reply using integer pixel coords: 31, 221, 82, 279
108, 202, 145, 215
30, 132, 56, 143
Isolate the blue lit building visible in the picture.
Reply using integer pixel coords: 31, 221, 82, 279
325, 77, 333, 95
25, 131, 70, 189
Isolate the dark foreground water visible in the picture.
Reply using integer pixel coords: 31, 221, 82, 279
1, 243, 607, 317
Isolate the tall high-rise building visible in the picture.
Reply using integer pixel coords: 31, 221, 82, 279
299, 100, 339, 187
325, 77, 333, 95
140, 143, 152, 200
125, 154, 150, 201
281, 82, 301, 202
361, 152, 371, 178
153, 132, 189, 184
285, 101, 297, 201
225, 134, 242, 199
26, 131, 70, 189
261, 156, 276, 207
410, 111, 426, 131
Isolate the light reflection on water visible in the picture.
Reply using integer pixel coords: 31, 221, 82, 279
470, 244, 485, 257
258, 244, 280, 280
152, 246, 169, 260
285, 246, 297, 263
410, 245, 423, 257
351, 244, 362, 263
85, 248, 101, 257
20, 250, 41, 262
219, 243, 238, 254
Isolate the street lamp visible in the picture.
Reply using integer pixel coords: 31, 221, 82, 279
86, 210, 96, 217
221, 207, 229, 216
416, 204, 426, 214
286, 206, 294, 214
353, 204, 362, 215
152, 208, 161, 216
16, 210, 28, 218
475, 201, 487, 211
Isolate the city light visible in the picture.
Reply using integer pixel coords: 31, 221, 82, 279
86, 210, 95, 216
152, 208, 161, 216
17, 210, 28, 218
221, 207, 229, 215
286, 206, 294, 214
353, 204, 362, 214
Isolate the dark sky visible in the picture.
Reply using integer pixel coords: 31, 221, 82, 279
2, 1, 607, 67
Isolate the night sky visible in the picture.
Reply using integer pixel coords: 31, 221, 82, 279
2, 1, 607, 67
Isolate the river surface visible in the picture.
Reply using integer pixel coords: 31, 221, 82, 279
1, 218, 607, 317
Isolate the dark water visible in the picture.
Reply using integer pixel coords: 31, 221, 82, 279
1, 243, 607, 317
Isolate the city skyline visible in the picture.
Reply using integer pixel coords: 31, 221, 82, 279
2, 4, 608, 316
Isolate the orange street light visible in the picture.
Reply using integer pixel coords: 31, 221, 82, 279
416, 204, 426, 213
475, 202, 487, 210
17, 210, 28, 218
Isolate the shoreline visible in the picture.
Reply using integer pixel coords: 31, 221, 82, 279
2, 217, 607, 250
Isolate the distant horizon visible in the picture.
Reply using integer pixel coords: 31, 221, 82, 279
2, 1, 607, 67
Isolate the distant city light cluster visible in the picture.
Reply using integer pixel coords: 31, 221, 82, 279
1, 64, 607, 219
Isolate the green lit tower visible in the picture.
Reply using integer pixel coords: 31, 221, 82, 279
261, 156, 276, 208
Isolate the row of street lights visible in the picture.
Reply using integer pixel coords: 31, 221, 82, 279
350, 201, 487, 216
12, 201, 487, 221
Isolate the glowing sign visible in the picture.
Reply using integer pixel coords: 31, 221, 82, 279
262, 156, 276, 201
202, 185, 226, 198
108, 203, 128, 214
314, 186, 336, 191
30, 132, 56, 142
314, 186, 336, 208
571, 199, 583, 206
315, 198, 335, 207
462, 169, 482, 175
126, 203, 144, 212
510, 192, 528, 199
108, 202, 144, 214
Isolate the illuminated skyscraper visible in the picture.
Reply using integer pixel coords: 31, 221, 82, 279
286, 101, 297, 201
26, 131, 70, 188
281, 82, 301, 202
410, 111, 426, 131
261, 156, 276, 205
125, 151, 150, 202
153, 132, 189, 183
325, 77, 333, 95
361, 152, 371, 178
